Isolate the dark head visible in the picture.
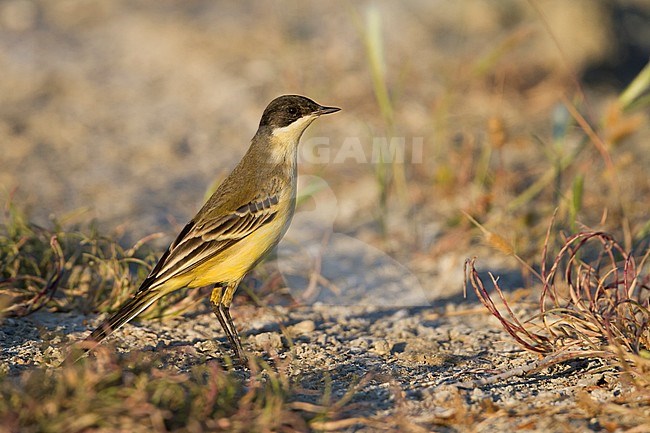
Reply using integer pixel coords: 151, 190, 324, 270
259, 95, 340, 131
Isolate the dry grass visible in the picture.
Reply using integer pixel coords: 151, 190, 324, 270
0, 349, 312, 433
0, 197, 205, 321
466, 227, 650, 356
465, 222, 650, 411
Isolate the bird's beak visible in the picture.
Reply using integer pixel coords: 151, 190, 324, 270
314, 105, 341, 116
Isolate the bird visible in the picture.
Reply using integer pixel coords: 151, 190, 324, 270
76, 95, 340, 363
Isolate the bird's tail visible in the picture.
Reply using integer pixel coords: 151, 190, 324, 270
74, 288, 164, 357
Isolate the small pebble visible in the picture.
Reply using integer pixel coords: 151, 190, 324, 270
253, 332, 283, 349
287, 320, 316, 335
371, 340, 392, 355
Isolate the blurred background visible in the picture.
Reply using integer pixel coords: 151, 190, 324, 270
1, 0, 649, 303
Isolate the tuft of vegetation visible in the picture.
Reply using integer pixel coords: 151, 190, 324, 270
0, 349, 311, 433
0, 198, 204, 321
466, 225, 649, 362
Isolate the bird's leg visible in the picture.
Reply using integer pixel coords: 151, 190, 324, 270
210, 283, 247, 364
219, 304, 246, 363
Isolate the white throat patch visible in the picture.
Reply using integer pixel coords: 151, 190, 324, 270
269, 115, 317, 163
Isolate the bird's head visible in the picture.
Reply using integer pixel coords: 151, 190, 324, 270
259, 95, 340, 145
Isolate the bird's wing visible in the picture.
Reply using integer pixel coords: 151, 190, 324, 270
137, 193, 280, 292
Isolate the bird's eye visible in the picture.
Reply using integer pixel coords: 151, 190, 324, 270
287, 107, 298, 116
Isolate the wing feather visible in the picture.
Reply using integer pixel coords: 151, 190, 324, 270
140, 192, 281, 289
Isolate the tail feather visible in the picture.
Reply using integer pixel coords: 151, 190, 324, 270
79, 289, 163, 353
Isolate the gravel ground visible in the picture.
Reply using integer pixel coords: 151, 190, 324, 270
0, 301, 629, 432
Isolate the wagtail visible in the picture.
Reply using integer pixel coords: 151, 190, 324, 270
77, 95, 340, 363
